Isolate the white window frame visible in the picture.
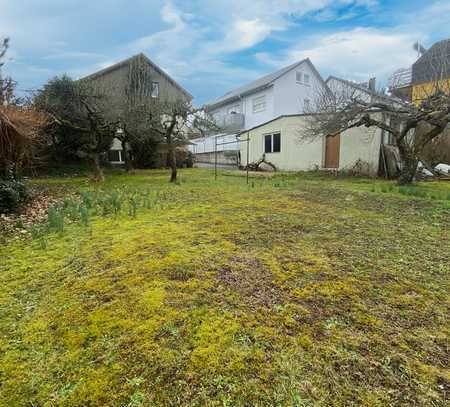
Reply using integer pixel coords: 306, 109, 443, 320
151, 82, 159, 98
303, 73, 310, 85
252, 95, 266, 113
263, 132, 281, 154
296, 71, 303, 83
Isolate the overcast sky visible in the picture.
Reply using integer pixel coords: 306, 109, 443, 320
1, 0, 450, 105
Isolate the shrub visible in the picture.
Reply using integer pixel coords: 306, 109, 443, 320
0, 178, 28, 213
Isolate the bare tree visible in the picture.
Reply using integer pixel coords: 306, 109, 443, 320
0, 38, 16, 106
303, 74, 450, 184
35, 75, 117, 181
147, 99, 216, 182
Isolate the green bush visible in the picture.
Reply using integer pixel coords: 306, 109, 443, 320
0, 179, 29, 213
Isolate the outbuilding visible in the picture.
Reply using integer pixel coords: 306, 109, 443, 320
239, 114, 385, 176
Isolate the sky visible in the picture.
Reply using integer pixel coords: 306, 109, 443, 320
1, 0, 450, 106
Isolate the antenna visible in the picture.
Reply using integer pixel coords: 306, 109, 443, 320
413, 41, 427, 57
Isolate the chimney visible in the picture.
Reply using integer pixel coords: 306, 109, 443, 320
368, 77, 376, 91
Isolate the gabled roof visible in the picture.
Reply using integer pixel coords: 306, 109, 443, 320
326, 75, 399, 104
206, 58, 325, 110
326, 75, 377, 96
82, 53, 193, 100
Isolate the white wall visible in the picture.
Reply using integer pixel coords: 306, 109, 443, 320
242, 86, 275, 129
111, 137, 123, 150
240, 115, 382, 174
340, 124, 382, 174
273, 61, 325, 116
240, 116, 324, 171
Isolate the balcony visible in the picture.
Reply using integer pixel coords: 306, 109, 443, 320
216, 112, 245, 132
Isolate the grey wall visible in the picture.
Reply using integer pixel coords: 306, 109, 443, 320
85, 55, 191, 115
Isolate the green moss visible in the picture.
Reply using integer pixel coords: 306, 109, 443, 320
0, 168, 449, 406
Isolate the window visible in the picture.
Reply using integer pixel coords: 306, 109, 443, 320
252, 95, 266, 113
296, 71, 310, 85
151, 82, 159, 98
303, 74, 310, 85
304, 98, 311, 111
108, 150, 122, 162
264, 133, 281, 153
228, 104, 240, 114
264, 135, 272, 153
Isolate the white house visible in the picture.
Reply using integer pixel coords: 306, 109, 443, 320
190, 58, 328, 165
206, 58, 327, 131
239, 114, 384, 175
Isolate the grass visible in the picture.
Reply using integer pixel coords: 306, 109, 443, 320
1, 168, 449, 406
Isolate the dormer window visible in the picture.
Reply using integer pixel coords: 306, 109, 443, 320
296, 71, 302, 83
151, 82, 159, 98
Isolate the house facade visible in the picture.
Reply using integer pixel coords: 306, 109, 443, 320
83, 53, 192, 164
326, 75, 402, 147
239, 114, 384, 175
206, 58, 326, 132
388, 38, 450, 104
190, 59, 328, 165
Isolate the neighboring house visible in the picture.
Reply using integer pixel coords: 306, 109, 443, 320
327, 76, 380, 103
82, 53, 193, 164
389, 38, 450, 104
411, 38, 450, 104
388, 67, 413, 101
326, 76, 401, 146
239, 114, 384, 175
189, 58, 328, 166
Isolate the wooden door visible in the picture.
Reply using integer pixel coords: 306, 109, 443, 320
325, 133, 340, 168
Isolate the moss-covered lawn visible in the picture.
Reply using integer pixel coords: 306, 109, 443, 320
1, 169, 449, 406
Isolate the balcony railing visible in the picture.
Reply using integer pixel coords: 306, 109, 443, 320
216, 112, 245, 132
388, 67, 412, 90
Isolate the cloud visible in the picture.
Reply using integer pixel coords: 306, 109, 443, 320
221, 19, 272, 52
1, 0, 450, 104
290, 28, 417, 80
42, 51, 106, 60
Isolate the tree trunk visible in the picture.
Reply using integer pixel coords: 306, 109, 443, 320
167, 143, 177, 183
121, 138, 133, 173
397, 140, 417, 185
88, 153, 104, 182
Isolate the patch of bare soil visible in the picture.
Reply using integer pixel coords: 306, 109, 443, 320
213, 256, 285, 309
0, 188, 64, 239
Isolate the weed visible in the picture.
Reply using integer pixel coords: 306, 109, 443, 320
47, 205, 65, 234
